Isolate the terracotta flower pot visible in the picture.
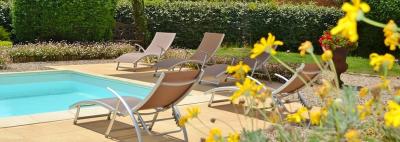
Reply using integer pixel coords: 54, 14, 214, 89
323, 47, 348, 87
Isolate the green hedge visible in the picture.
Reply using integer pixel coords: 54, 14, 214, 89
140, 2, 342, 53
0, 1, 10, 32
12, 0, 116, 42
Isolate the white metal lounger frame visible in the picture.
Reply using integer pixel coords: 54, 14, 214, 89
200, 55, 273, 86
206, 64, 321, 112
116, 43, 169, 70
116, 32, 176, 71
71, 71, 204, 142
154, 50, 211, 76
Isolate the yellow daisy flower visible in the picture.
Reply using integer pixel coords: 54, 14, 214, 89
344, 129, 361, 142
369, 53, 396, 72
358, 87, 369, 98
231, 78, 263, 101
186, 106, 200, 118
206, 128, 223, 142
310, 110, 322, 125
226, 61, 251, 79
298, 41, 313, 56
384, 100, 400, 127
321, 50, 333, 61
250, 33, 283, 58
316, 80, 331, 99
383, 20, 400, 51
331, 0, 370, 42
227, 132, 240, 142
286, 107, 308, 123
357, 99, 374, 120
178, 106, 201, 126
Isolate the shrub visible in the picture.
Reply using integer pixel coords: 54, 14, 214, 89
136, 2, 342, 53
7, 42, 133, 62
0, 1, 10, 32
12, 0, 116, 42
0, 26, 10, 41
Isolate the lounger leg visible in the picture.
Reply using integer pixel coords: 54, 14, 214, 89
105, 110, 118, 137
116, 62, 120, 70
133, 62, 138, 71
172, 106, 188, 142
148, 112, 159, 131
73, 105, 81, 125
154, 67, 159, 77
208, 93, 215, 107
137, 114, 152, 134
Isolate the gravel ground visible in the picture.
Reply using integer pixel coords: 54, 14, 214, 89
294, 73, 400, 107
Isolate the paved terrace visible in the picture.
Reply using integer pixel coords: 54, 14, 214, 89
0, 63, 298, 142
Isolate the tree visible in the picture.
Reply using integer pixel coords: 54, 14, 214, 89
131, 0, 149, 45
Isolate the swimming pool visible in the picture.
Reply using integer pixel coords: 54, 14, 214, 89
0, 71, 151, 117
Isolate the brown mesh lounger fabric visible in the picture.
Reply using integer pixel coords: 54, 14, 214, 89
153, 32, 224, 75
205, 63, 321, 110
115, 32, 176, 70
70, 70, 204, 142
201, 51, 272, 85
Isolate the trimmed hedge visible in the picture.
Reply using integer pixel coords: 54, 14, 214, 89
12, 0, 116, 42
8, 42, 133, 62
134, 2, 342, 53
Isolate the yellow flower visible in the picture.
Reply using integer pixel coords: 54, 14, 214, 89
357, 99, 374, 120
331, 0, 370, 42
369, 53, 396, 71
384, 100, 400, 127
310, 110, 321, 125
178, 106, 200, 126
206, 128, 223, 142
383, 20, 400, 51
227, 132, 240, 142
250, 33, 283, 58
315, 80, 331, 99
178, 115, 189, 127
345, 129, 361, 142
226, 61, 251, 79
268, 111, 281, 123
231, 78, 263, 101
321, 50, 333, 61
298, 41, 313, 56
379, 77, 391, 90
186, 106, 200, 118
286, 107, 308, 123
395, 90, 400, 96
358, 87, 369, 98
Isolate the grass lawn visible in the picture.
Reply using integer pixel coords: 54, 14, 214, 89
214, 48, 400, 76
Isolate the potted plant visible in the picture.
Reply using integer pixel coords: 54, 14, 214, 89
319, 31, 358, 86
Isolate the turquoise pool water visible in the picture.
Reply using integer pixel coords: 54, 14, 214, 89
0, 71, 151, 117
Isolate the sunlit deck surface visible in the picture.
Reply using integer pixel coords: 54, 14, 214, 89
0, 63, 299, 142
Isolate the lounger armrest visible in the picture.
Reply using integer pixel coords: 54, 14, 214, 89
154, 45, 167, 57
204, 86, 239, 95
274, 73, 289, 82
134, 43, 146, 52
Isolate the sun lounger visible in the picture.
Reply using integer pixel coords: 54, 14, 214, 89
115, 32, 176, 70
70, 70, 204, 142
200, 51, 272, 85
153, 32, 224, 75
206, 63, 320, 111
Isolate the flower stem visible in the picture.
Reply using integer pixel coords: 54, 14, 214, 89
362, 17, 387, 28
328, 60, 340, 88
310, 52, 324, 71
272, 56, 310, 88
